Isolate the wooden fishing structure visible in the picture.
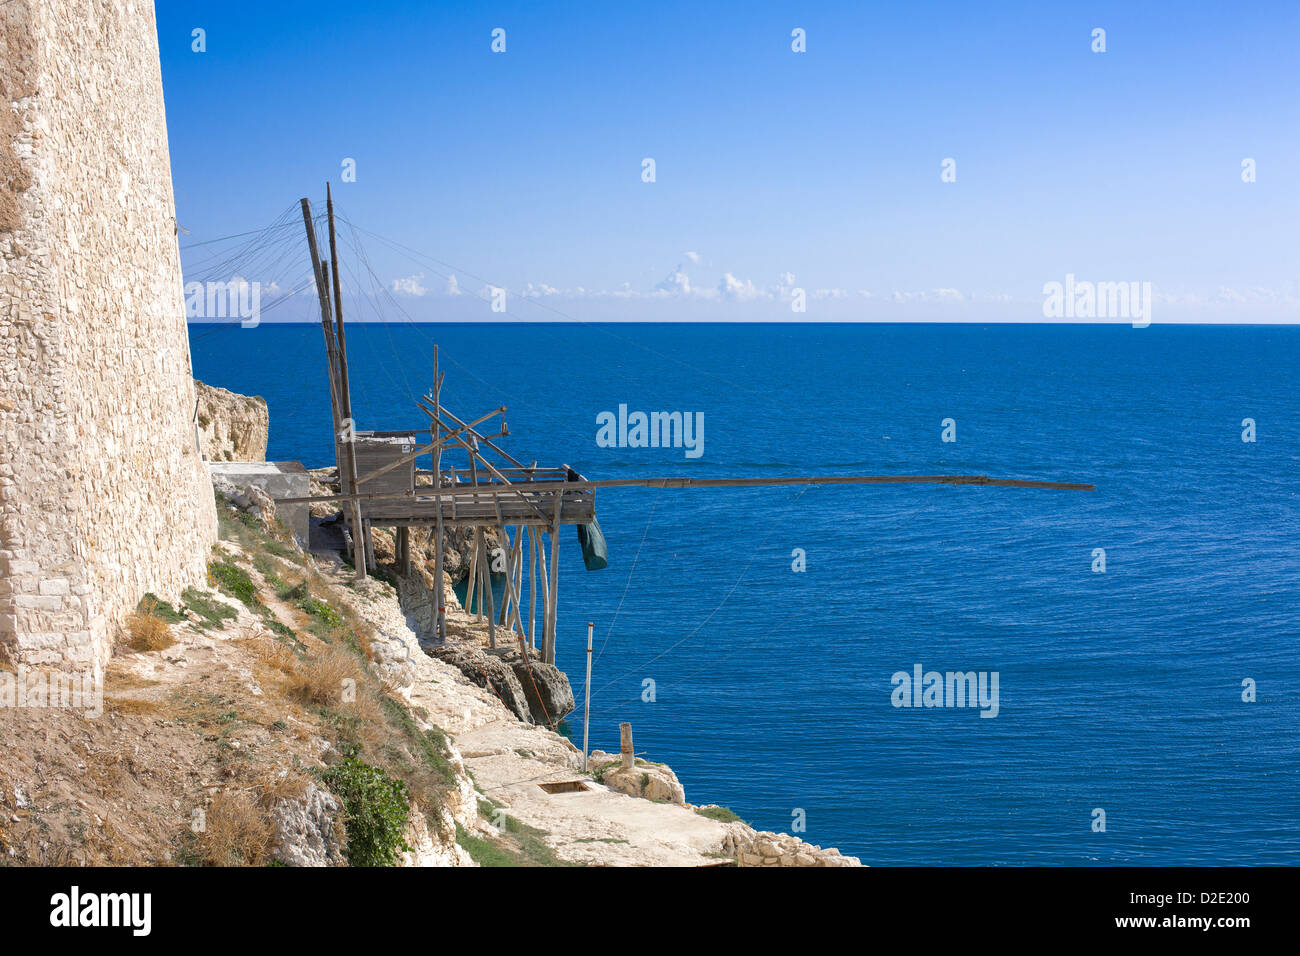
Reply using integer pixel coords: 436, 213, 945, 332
295, 186, 1095, 669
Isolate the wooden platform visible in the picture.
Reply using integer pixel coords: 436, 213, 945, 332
349, 438, 595, 528
361, 478, 595, 528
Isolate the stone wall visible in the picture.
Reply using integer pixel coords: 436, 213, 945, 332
0, 0, 217, 668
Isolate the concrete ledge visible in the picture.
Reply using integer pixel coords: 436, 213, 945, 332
209, 461, 311, 546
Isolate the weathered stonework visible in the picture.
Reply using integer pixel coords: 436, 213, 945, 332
0, 0, 217, 668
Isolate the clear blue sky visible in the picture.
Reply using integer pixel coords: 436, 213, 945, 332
160, 0, 1300, 322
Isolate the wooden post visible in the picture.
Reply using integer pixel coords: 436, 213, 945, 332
397, 526, 410, 576
505, 527, 525, 636
300, 198, 341, 427
527, 526, 538, 651
483, 529, 496, 649
310, 187, 366, 582
544, 492, 562, 665
512, 527, 525, 634
465, 530, 479, 617
498, 523, 524, 634
619, 722, 634, 770
582, 621, 593, 771
495, 524, 510, 627
431, 351, 445, 641
535, 525, 548, 654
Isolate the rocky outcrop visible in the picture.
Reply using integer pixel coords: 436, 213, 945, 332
268, 782, 346, 867
503, 651, 575, 725
211, 475, 277, 526
195, 380, 269, 462
400, 799, 474, 867
594, 755, 686, 804
427, 643, 533, 724
719, 823, 861, 867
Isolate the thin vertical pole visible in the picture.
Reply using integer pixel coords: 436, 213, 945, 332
544, 492, 562, 664
466, 529, 480, 617
535, 525, 549, 654
397, 526, 410, 576
300, 198, 341, 429
431, 348, 445, 641
582, 621, 593, 771
324, 185, 366, 581
528, 526, 538, 650
483, 530, 496, 649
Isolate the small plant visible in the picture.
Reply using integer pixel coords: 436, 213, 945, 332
318, 758, 412, 867
380, 695, 457, 787
298, 596, 343, 628
192, 791, 274, 867
694, 805, 746, 825
138, 593, 185, 624
286, 646, 361, 708
209, 559, 259, 608
125, 600, 175, 652
182, 587, 237, 630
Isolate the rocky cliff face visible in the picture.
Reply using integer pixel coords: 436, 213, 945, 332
195, 380, 269, 462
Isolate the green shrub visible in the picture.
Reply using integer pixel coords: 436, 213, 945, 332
297, 596, 343, 628
694, 805, 746, 824
209, 559, 259, 608
318, 758, 412, 867
182, 588, 238, 629
138, 593, 185, 623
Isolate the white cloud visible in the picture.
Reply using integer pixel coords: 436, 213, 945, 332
392, 272, 427, 297
684, 251, 701, 264
654, 267, 693, 296
719, 272, 761, 301
445, 274, 461, 296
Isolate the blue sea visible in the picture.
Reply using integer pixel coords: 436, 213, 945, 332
190, 322, 1300, 865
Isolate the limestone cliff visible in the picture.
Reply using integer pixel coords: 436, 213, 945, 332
195, 380, 270, 462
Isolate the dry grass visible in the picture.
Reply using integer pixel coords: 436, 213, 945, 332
124, 601, 175, 653
253, 771, 311, 808
240, 631, 301, 677
285, 645, 364, 708
106, 697, 164, 716
194, 791, 274, 867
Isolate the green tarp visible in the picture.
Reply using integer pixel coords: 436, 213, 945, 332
576, 517, 608, 571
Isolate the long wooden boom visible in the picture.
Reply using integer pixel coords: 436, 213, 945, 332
278, 473, 1093, 505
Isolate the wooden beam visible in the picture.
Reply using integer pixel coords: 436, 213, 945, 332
279, 473, 1093, 506
447, 433, 552, 525
420, 398, 527, 469
353, 406, 504, 488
